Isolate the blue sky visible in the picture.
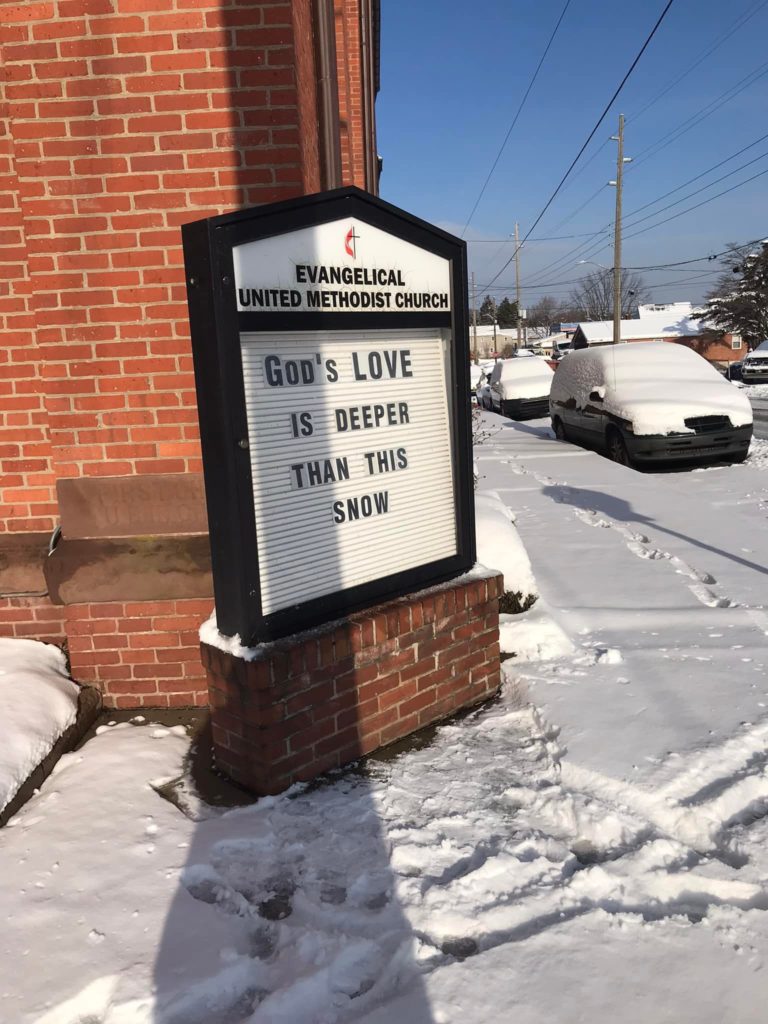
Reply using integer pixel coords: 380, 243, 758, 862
376, 0, 768, 309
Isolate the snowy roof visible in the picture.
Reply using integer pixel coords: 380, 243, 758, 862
469, 325, 518, 337
576, 308, 711, 344
637, 301, 695, 319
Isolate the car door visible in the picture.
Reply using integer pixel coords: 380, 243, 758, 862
489, 363, 503, 413
568, 355, 603, 445
580, 386, 606, 447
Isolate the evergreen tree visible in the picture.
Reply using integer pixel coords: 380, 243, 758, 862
694, 242, 768, 348
496, 296, 519, 328
479, 294, 497, 322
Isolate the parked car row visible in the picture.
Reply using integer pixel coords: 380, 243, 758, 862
473, 343, 754, 468
475, 356, 553, 419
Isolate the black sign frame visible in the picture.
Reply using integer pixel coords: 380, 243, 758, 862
182, 186, 475, 644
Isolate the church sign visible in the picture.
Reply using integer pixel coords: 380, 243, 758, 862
182, 187, 474, 644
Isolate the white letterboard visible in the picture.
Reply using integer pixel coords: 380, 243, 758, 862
239, 328, 458, 615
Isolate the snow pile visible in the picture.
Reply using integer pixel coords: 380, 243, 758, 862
551, 343, 753, 435
475, 490, 537, 598
499, 601, 575, 661
199, 612, 261, 661
747, 436, 768, 470
745, 382, 768, 398
0, 638, 80, 815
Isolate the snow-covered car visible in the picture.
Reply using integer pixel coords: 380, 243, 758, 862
742, 341, 768, 384
549, 343, 753, 466
488, 356, 554, 420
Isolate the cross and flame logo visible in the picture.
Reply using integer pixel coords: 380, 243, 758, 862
344, 224, 359, 258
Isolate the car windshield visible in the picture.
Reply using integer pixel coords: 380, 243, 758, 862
498, 358, 553, 384
606, 344, 722, 386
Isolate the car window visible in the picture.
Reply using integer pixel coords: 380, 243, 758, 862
551, 349, 603, 409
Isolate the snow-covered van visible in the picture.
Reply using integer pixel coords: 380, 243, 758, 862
742, 340, 768, 384
488, 356, 554, 420
550, 343, 753, 466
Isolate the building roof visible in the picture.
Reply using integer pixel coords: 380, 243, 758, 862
636, 301, 696, 319
575, 307, 711, 344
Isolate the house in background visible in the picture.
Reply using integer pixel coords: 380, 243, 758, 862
571, 301, 743, 371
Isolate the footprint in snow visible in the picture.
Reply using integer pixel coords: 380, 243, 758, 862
689, 583, 733, 609
573, 508, 611, 528
669, 555, 716, 584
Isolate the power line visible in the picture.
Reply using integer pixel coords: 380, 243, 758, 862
623, 165, 768, 241
624, 132, 768, 220
463, 232, 608, 241
624, 237, 768, 270
622, 148, 768, 233
631, 57, 768, 169
514, 125, 768, 290
629, 0, 768, 124
459, 0, 573, 237
509, 55, 768, 289
478, 236, 768, 292
484, 0, 677, 290
539, 0, 768, 210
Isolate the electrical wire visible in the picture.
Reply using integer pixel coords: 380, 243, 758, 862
478, 236, 768, 294
507, 53, 768, 289
539, 0, 768, 211
483, 0, 677, 290
629, 0, 768, 124
459, 0, 573, 238
512, 126, 768, 291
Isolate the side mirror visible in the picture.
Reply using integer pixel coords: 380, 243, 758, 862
589, 389, 604, 402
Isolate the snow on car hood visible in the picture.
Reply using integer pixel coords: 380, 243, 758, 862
606, 380, 753, 435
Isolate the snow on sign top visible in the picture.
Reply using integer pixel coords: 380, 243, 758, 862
233, 217, 452, 315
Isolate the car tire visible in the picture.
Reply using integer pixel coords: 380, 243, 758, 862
552, 416, 567, 441
729, 451, 748, 464
606, 427, 632, 467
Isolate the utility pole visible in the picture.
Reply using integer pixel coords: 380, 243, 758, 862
471, 271, 478, 363
610, 114, 630, 345
514, 222, 522, 349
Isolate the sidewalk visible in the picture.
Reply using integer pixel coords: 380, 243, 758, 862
476, 413, 768, 782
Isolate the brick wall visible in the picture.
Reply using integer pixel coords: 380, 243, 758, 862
0, 0, 379, 705
65, 597, 213, 707
203, 574, 503, 795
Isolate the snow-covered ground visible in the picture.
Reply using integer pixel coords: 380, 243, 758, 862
0, 639, 80, 816
4, 416, 768, 1023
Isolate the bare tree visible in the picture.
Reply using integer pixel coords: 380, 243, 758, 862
569, 270, 648, 321
526, 295, 559, 331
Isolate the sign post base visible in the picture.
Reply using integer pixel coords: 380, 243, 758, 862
201, 570, 503, 796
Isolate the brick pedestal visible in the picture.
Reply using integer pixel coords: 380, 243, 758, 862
202, 571, 503, 795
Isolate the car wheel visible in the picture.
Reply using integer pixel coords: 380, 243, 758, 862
552, 416, 567, 441
729, 451, 748, 464
606, 427, 632, 467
